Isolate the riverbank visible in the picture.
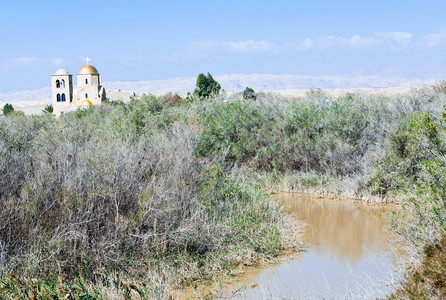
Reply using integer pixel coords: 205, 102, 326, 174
180, 192, 406, 299
1, 85, 446, 298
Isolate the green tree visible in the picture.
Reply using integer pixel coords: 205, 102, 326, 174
193, 72, 221, 98
42, 104, 53, 114
2, 103, 14, 116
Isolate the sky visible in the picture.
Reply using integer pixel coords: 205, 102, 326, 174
1, 0, 446, 92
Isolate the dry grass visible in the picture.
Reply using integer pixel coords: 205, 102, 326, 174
2, 86, 446, 298
390, 236, 446, 299
0, 95, 299, 299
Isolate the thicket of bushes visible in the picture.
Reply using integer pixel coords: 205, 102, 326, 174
197, 89, 446, 188
0, 95, 295, 298
1, 85, 446, 298
197, 94, 381, 176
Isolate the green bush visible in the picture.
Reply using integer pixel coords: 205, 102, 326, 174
197, 100, 281, 170
196, 94, 382, 175
2, 103, 14, 116
363, 112, 445, 196
2, 88, 446, 297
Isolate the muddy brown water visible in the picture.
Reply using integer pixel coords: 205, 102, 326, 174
223, 194, 405, 299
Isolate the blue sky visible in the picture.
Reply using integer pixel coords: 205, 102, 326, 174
1, 0, 446, 92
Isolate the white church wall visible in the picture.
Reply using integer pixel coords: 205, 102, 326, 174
77, 74, 100, 87
106, 90, 136, 103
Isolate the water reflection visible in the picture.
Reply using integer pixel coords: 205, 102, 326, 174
228, 194, 402, 299
283, 194, 391, 268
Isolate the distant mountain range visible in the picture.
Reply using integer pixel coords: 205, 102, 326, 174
0, 73, 437, 107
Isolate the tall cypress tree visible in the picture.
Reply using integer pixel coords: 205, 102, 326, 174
194, 73, 221, 98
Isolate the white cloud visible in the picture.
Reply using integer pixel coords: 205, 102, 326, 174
15, 57, 42, 64
380, 32, 413, 45
188, 39, 279, 55
1, 57, 70, 70
51, 58, 65, 66
301, 38, 314, 49
423, 32, 446, 48
377, 32, 414, 50
184, 32, 414, 60
5, 56, 42, 66
1, 57, 41, 70
105, 55, 156, 63
293, 32, 413, 51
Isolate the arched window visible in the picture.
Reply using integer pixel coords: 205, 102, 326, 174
62, 94, 66, 102
57, 94, 61, 102
85, 93, 88, 98
61, 79, 65, 88
85, 78, 88, 85
56, 80, 60, 88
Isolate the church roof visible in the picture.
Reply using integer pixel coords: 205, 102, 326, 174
78, 65, 99, 75
54, 69, 69, 75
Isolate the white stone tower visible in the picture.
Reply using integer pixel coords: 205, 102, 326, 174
74, 57, 105, 106
51, 69, 73, 117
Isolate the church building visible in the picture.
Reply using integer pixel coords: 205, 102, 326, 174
51, 58, 106, 116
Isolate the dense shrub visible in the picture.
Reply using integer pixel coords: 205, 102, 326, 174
160, 92, 184, 107
197, 94, 386, 176
2, 87, 446, 297
363, 111, 446, 196
0, 96, 293, 298
197, 100, 279, 169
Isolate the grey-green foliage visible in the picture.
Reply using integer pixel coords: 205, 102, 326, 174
403, 157, 446, 244
196, 89, 446, 189
0, 95, 289, 289
363, 111, 444, 195
197, 93, 386, 176
2, 87, 446, 292
387, 105, 446, 244
432, 80, 446, 94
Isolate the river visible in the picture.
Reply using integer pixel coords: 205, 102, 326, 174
224, 194, 405, 299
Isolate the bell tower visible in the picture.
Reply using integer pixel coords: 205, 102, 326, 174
51, 69, 73, 117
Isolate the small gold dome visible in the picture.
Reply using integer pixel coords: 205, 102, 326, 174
81, 99, 93, 107
78, 65, 99, 75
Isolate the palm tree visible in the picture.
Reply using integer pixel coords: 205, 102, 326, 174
43, 104, 53, 114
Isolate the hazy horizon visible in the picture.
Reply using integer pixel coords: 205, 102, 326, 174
1, 0, 445, 93
0, 72, 438, 107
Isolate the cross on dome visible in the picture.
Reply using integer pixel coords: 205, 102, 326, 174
85, 57, 91, 65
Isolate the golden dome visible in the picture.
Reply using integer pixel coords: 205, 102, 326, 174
78, 65, 99, 75
81, 99, 93, 107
